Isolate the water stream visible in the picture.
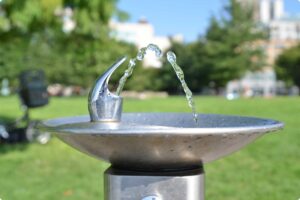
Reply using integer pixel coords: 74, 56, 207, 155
166, 51, 198, 122
116, 44, 162, 95
116, 44, 198, 122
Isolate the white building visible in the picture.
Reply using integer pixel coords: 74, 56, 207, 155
269, 18, 300, 40
227, 0, 300, 97
237, 0, 284, 22
258, 0, 284, 23
227, 67, 276, 98
110, 19, 183, 68
242, 0, 300, 40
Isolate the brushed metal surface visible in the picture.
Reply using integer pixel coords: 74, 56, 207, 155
88, 57, 126, 122
40, 113, 283, 170
104, 167, 204, 200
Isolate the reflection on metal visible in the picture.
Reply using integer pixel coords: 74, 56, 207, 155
105, 167, 204, 200
40, 57, 284, 200
142, 196, 161, 200
0, 125, 9, 139
88, 57, 126, 122
41, 113, 283, 170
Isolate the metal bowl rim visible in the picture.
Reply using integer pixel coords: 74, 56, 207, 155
40, 113, 284, 136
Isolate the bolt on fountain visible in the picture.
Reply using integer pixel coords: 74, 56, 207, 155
40, 48, 283, 200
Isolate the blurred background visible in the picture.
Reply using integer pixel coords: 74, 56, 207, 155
0, 0, 299, 199
0, 0, 299, 96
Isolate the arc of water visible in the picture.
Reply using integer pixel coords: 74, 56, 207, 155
116, 44, 163, 95
115, 44, 198, 123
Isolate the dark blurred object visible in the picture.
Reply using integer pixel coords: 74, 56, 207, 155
3, 128, 27, 143
0, 70, 51, 144
19, 70, 49, 108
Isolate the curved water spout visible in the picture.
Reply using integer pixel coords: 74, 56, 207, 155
88, 56, 127, 122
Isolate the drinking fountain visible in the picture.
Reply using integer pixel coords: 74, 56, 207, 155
40, 57, 283, 200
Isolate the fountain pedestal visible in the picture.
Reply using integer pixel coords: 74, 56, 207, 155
40, 113, 283, 200
105, 167, 204, 200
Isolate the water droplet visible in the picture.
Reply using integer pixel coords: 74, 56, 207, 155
167, 51, 176, 63
136, 47, 147, 61
147, 44, 163, 58
129, 59, 136, 66
116, 45, 163, 95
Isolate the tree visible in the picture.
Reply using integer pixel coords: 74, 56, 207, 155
160, 41, 210, 94
159, 0, 266, 93
0, 0, 137, 89
0, 0, 62, 86
198, 0, 266, 90
275, 43, 300, 88
0, 0, 61, 33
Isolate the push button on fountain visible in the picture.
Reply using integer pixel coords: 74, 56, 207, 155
142, 195, 161, 200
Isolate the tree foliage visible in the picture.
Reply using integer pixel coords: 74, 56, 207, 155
160, 0, 266, 93
0, 0, 137, 89
0, 0, 61, 33
275, 43, 300, 87
159, 41, 210, 93
200, 0, 266, 88
0, 0, 267, 93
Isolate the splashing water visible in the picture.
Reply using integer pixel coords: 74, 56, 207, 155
167, 51, 198, 123
116, 44, 197, 122
116, 44, 162, 95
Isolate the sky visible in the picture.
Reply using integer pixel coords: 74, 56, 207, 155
118, 0, 300, 42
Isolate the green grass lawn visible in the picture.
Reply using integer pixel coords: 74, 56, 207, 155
0, 96, 299, 200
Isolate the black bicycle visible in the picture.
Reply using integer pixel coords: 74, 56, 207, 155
0, 70, 51, 144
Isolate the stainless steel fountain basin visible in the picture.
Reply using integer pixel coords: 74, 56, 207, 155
41, 113, 283, 170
